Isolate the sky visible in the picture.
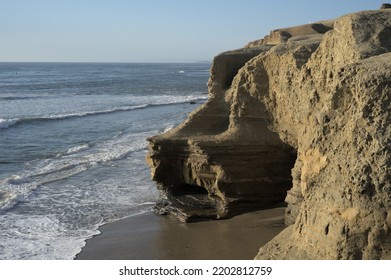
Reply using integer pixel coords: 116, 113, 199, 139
0, 0, 386, 62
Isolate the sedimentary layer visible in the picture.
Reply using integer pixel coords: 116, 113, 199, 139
147, 46, 297, 221
146, 8, 391, 259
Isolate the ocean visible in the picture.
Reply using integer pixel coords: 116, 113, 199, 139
0, 62, 209, 259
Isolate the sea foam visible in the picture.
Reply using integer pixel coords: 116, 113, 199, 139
0, 62, 209, 260
0, 130, 153, 212
0, 94, 207, 130
0, 118, 19, 129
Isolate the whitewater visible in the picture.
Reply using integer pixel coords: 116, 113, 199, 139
0, 62, 209, 259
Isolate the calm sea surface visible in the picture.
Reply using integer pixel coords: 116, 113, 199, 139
0, 62, 209, 259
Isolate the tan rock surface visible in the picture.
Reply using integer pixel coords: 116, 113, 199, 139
146, 45, 295, 221
147, 8, 391, 259
245, 20, 333, 48
254, 9, 391, 260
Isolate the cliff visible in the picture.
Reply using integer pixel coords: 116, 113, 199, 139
146, 8, 391, 259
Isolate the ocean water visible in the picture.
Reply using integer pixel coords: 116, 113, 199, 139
0, 62, 209, 259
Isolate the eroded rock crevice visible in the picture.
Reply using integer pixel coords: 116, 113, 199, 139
147, 127, 297, 222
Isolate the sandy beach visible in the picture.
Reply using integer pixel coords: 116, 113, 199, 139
76, 205, 286, 260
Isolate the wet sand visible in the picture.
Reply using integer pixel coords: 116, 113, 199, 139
76, 206, 286, 260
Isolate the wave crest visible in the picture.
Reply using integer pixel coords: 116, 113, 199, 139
0, 118, 19, 129
0, 95, 207, 130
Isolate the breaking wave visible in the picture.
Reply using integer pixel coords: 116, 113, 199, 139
0, 95, 207, 130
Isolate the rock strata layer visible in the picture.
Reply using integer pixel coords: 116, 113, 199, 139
146, 45, 296, 222
146, 8, 391, 259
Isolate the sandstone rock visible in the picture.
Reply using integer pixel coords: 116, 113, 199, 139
245, 21, 333, 48
146, 45, 296, 222
147, 9, 391, 259
252, 9, 391, 259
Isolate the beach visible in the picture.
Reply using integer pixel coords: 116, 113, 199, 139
76, 205, 286, 260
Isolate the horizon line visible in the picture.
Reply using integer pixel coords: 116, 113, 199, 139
0, 61, 212, 64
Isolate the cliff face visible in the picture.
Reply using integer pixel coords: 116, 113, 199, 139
146, 45, 297, 221
147, 9, 391, 259
254, 9, 391, 260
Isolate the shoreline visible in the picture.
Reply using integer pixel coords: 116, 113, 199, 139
76, 205, 286, 260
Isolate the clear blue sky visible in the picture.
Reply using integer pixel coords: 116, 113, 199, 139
0, 0, 386, 62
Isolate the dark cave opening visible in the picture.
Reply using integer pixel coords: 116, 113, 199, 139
171, 183, 209, 196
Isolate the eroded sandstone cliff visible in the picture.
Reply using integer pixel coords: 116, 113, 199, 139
147, 8, 391, 259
